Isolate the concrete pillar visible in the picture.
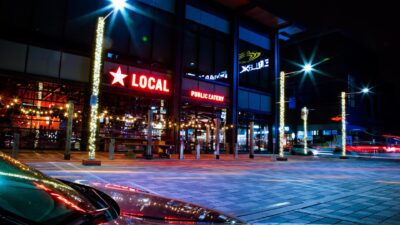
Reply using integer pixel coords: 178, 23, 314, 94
234, 143, 238, 160
109, 138, 115, 160
179, 140, 185, 160
64, 100, 74, 160
214, 118, 221, 160
196, 142, 200, 160
249, 121, 254, 158
146, 109, 153, 159
12, 133, 20, 159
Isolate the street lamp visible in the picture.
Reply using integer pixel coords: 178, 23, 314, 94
277, 64, 314, 161
301, 107, 309, 155
340, 88, 370, 159
84, 0, 126, 165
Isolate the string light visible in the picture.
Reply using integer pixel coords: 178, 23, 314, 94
88, 17, 105, 160
279, 71, 285, 158
341, 91, 346, 157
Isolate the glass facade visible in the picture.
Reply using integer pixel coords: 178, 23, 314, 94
0, 0, 276, 155
0, 77, 85, 150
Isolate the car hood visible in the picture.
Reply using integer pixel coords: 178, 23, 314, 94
80, 181, 246, 225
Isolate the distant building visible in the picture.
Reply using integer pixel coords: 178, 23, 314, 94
281, 32, 381, 146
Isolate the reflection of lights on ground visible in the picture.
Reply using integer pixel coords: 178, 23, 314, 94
376, 180, 400, 184
263, 179, 313, 183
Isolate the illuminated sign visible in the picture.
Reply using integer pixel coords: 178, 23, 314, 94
239, 51, 262, 64
240, 58, 269, 74
109, 67, 170, 93
190, 90, 224, 102
331, 116, 342, 122
186, 70, 228, 81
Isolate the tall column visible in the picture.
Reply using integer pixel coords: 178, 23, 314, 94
227, 15, 239, 154
146, 109, 153, 159
171, 0, 186, 154
249, 121, 254, 158
301, 107, 308, 155
340, 92, 348, 159
214, 118, 221, 159
272, 30, 281, 158
64, 100, 74, 160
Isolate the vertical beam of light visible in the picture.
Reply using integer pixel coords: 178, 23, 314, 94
302, 107, 308, 155
279, 71, 286, 158
88, 17, 105, 160
341, 92, 346, 157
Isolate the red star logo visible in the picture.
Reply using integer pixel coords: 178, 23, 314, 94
110, 67, 128, 86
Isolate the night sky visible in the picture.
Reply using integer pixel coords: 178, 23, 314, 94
264, 0, 400, 134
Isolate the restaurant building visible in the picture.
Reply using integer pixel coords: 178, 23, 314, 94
0, 0, 304, 156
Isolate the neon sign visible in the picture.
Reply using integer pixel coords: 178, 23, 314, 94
190, 90, 224, 102
186, 70, 228, 81
240, 58, 269, 74
239, 51, 262, 64
109, 67, 170, 93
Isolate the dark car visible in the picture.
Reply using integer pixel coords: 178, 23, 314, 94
0, 152, 245, 224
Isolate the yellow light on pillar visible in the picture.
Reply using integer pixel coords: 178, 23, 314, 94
341, 91, 347, 159
302, 107, 308, 155
88, 17, 105, 160
278, 71, 286, 159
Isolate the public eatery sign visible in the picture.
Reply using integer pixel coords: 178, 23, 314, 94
109, 67, 170, 93
190, 90, 224, 102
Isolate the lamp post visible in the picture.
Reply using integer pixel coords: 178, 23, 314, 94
277, 64, 313, 161
340, 88, 370, 159
84, 0, 126, 165
301, 106, 309, 155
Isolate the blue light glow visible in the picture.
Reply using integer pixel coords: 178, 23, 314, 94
303, 64, 313, 72
111, 0, 126, 11
361, 88, 370, 94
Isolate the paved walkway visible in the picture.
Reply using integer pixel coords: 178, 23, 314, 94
8, 151, 400, 224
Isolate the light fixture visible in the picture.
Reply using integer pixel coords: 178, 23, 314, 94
303, 64, 313, 72
111, 0, 127, 11
361, 88, 370, 94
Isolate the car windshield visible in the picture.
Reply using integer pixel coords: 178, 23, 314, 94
0, 152, 98, 224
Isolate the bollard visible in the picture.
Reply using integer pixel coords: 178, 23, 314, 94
12, 133, 20, 159
234, 143, 238, 160
109, 138, 115, 160
179, 140, 185, 160
196, 142, 200, 160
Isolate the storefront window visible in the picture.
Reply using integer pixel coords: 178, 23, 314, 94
0, 78, 84, 150
237, 112, 269, 153
98, 95, 169, 143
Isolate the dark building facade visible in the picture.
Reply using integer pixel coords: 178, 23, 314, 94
0, 0, 303, 155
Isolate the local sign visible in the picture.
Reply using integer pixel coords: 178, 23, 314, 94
190, 90, 224, 102
109, 67, 170, 93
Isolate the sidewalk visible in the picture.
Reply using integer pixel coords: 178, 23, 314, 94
0, 149, 276, 163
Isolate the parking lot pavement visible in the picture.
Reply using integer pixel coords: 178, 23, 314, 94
22, 152, 400, 225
